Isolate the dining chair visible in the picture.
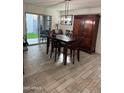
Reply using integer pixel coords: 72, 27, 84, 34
65, 30, 70, 36
40, 30, 49, 43
58, 29, 63, 35
66, 37, 82, 64
49, 29, 56, 37
49, 29, 62, 61
52, 29, 65, 58
46, 29, 56, 54
50, 37, 63, 62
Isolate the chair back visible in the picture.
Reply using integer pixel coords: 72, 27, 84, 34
65, 30, 70, 36
58, 29, 63, 35
49, 29, 56, 37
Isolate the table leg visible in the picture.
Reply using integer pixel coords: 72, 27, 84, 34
77, 49, 80, 62
46, 37, 50, 54
64, 47, 67, 65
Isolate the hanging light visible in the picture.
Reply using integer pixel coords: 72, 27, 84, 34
64, 0, 71, 24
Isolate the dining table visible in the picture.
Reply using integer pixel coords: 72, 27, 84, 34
46, 34, 76, 65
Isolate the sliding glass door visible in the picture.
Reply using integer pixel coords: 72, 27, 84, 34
39, 15, 52, 43
26, 13, 52, 45
26, 13, 39, 45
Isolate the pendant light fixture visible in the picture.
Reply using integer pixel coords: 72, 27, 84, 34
64, 0, 71, 24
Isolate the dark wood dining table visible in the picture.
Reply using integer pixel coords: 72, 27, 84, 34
46, 35, 76, 65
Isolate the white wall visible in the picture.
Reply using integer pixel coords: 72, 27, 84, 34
45, 9, 60, 30
23, 3, 45, 14
96, 18, 101, 54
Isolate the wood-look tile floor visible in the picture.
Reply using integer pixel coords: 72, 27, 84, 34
23, 44, 101, 93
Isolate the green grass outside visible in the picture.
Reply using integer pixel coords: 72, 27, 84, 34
27, 33, 38, 39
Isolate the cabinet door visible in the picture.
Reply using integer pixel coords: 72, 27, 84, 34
81, 16, 96, 51
73, 19, 81, 37
81, 16, 95, 37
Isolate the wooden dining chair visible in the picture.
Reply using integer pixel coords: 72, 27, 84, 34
58, 29, 63, 35
66, 37, 82, 64
49, 31, 63, 61
50, 37, 60, 61
49, 29, 56, 37
46, 29, 56, 54
65, 30, 70, 36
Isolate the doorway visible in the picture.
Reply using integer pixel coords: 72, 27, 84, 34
26, 13, 52, 45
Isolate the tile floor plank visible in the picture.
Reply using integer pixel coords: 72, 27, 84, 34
23, 45, 101, 93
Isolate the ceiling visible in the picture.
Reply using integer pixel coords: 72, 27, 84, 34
24, 0, 101, 10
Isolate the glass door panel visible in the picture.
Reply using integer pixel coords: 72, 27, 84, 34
26, 13, 39, 45
39, 15, 52, 43
25, 13, 52, 45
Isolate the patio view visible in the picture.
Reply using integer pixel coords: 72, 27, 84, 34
26, 13, 39, 45
27, 33, 38, 39
26, 13, 51, 45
